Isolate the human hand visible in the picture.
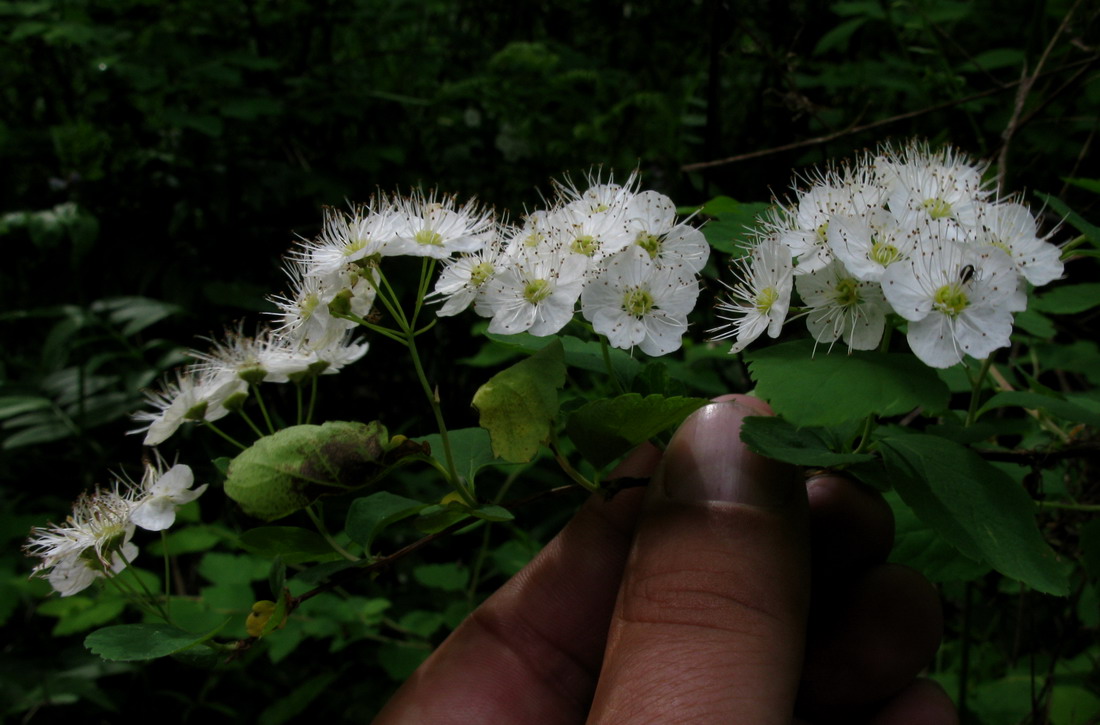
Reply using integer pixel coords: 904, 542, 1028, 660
373, 396, 957, 724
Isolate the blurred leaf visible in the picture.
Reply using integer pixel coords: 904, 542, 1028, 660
258, 671, 338, 725
0, 396, 52, 418
91, 296, 181, 336
1031, 283, 1100, 315
412, 562, 468, 592
813, 17, 868, 55
1035, 192, 1100, 247
238, 527, 341, 564
1061, 177, 1100, 194
976, 390, 1100, 426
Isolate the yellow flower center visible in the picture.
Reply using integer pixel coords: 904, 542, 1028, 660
622, 287, 655, 317
635, 232, 662, 259
832, 278, 861, 307
922, 197, 953, 219
523, 279, 552, 304
933, 282, 968, 317
870, 238, 901, 266
415, 229, 444, 246
571, 235, 599, 257
470, 262, 495, 288
755, 287, 779, 313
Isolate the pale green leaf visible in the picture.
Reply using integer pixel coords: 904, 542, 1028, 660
472, 339, 565, 462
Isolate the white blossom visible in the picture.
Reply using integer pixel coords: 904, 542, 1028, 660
581, 247, 699, 356
712, 236, 794, 353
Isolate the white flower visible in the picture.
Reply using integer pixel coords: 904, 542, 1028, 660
431, 244, 505, 317
552, 168, 640, 216
293, 203, 399, 279
131, 459, 207, 532
973, 201, 1063, 286
132, 367, 246, 446
711, 236, 794, 353
875, 141, 990, 233
581, 247, 700, 356
827, 207, 918, 282
480, 247, 588, 336
387, 190, 495, 259
795, 260, 890, 351
270, 259, 359, 351
622, 189, 712, 271
881, 241, 1021, 367
24, 487, 139, 597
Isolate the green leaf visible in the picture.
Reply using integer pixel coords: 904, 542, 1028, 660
2, 422, 73, 448
90, 296, 181, 336
1012, 307, 1055, 338
744, 340, 950, 426
0, 396, 51, 419
484, 332, 641, 380
413, 562, 469, 592
377, 643, 430, 681
472, 339, 565, 462
1077, 519, 1100, 581
566, 393, 708, 468
469, 503, 513, 522
1061, 177, 1100, 195
237, 526, 341, 563
739, 416, 874, 467
224, 421, 390, 520
1035, 192, 1100, 248
879, 433, 1069, 595
417, 427, 497, 483
813, 17, 867, 55
146, 525, 226, 556
1031, 283, 1100, 315
957, 48, 1025, 72
976, 391, 1100, 426
38, 596, 126, 636
258, 671, 338, 725
85, 623, 222, 662
699, 197, 771, 256
885, 491, 990, 582
345, 492, 427, 552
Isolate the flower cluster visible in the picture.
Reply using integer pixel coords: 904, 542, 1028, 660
24, 459, 206, 596
713, 140, 1063, 367
433, 171, 710, 356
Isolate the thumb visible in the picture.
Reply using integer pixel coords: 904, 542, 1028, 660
588, 398, 810, 724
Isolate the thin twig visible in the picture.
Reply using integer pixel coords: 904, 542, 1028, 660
681, 56, 1097, 173
996, 0, 1084, 193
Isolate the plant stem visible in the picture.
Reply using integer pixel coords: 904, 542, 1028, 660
236, 408, 267, 439
599, 335, 627, 395
305, 505, 359, 561
404, 328, 471, 505
202, 421, 247, 450
549, 431, 600, 493
1037, 501, 1100, 513
965, 356, 995, 427
250, 383, 276, 434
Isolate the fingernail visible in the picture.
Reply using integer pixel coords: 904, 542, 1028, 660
658, 401, 793, 508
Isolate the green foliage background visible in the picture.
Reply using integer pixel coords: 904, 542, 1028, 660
1, 0, 1097, 722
